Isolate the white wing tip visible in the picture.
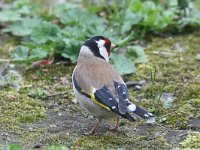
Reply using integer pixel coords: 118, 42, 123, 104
127, 104, 136, 112
145, 116, 156, 124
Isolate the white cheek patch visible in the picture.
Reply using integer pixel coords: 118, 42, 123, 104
95, 39, 109, 62
99, 47, 109, 61
95, 39, 105, 47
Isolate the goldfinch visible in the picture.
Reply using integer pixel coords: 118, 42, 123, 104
72, 36, 154, 134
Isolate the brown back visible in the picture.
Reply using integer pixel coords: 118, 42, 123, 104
74, 55, 123, 96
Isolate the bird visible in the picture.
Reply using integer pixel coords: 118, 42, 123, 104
72, 35, 154, 135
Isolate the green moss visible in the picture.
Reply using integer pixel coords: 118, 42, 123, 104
167, 113, 188, 129
0, 36, 19, 59
72, 132, 169, 150
73, 134, 125, 149
189, 98, 200, 108
181, 132, 200, 149
42, 133, 74, 148
21, 63, 74, 102
2, 144, 22, 150
163, 97, 200, 129
0, 89, 46, 130
20, 127, 47, 144
187, 98, 200, 117
24, 63, 74, 85
128, 31, 200, 129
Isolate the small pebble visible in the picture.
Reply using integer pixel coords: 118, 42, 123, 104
72, 98, 78, 104
196, 54, 200, 61
49, 124, 57, 128
33, 142, 43, 149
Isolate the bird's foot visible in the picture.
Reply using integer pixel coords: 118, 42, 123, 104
109, 125, 119, 131
83, 130, 96, 135
109, 117, 120, 132
84, 119, 101, 135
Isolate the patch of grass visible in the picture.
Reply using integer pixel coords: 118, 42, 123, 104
23, 63, 73, 85
21, 63, 74, 106
0, 89, 46, 130
180, 132, 200, 149
129, 30, 200, 129
1, 144, 22, 150
73, 134, 125, 149
20, 127, 47, 144
72, 132, 169, 149
28, 87, 49, 99
47, 145, 69, 150
41, 133, 74, 148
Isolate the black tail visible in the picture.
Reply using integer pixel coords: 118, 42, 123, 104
133, 105, 154, 119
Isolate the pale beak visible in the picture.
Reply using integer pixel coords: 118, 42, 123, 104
111, 43, 119, 49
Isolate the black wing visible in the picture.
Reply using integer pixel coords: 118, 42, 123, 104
114, 81, 130, 115
94, 86, 135, 122
114, 81, 154, 119
73, 76, 135, 122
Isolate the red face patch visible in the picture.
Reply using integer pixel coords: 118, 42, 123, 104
104, 38, 111, 56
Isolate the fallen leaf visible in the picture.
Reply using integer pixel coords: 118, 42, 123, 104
31, 59, 54, 67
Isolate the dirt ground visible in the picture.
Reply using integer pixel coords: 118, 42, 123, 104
0, 98, 191, 149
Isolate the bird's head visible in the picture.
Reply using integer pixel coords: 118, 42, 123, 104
80, 36, 118, 61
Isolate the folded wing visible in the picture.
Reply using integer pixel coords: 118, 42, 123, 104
73, 76, 153, 121
73, 76, 135, 121
114, 81, 154, 119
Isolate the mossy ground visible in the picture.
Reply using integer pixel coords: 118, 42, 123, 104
0, 90, 46, 130
180, 132, 200, 149
130, 31, 200, 130
0, 31, 200, 149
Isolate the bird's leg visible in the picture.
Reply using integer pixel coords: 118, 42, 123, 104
87, 118, 102, 135
109, 117, 120, 131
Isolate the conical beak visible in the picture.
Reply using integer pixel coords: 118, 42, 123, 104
111, 43, 119, 49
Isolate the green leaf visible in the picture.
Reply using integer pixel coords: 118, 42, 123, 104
29, 48, 48, 60
56, 27, 87, 62
0, 80, 8, 87
5, 70, 23, 85
57, 8, 104, 26
127, 45, 148, 63
110, 54, 136, 75
178, 0, 188, 9
16, 4, 40, 15
61, 26, 87, 40
31, 21, 60, 44
60, 41, 80, 63
0, 10, 21, 22
121, 9, 142, 34
54, 2, 78, 16
28, 88, 49, 99
7, 144, 22, 150
129, 0, 176, 31
179, 10, 200, 27
3, 18, 42, 36
86, 24, 110, 37
47, 145, 69, 150
11, 46, 29, 61
11, 46, 49, 62
117, 32, 135, 47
